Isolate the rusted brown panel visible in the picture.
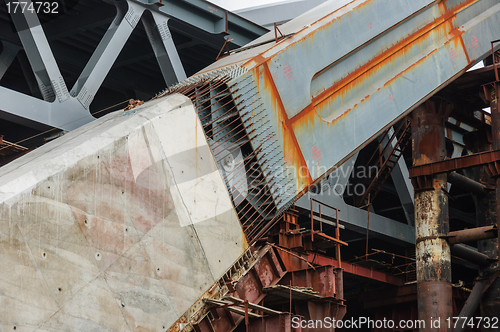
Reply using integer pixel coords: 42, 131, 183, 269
294, 301, 344, 332
280, 266, 336, 298
234, 269, 264, 303
242, 314, 294, 332
253, 250, 283, 289
411, 100, 450, 167
410, 150, 500, 178
209, 308, 236, 332
278, 250, 310, 272
279, 232, 303, 249
193, 319, 215, 332
307, 252, 405, 286
334, 268, 343, 302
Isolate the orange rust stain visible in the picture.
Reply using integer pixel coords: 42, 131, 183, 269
242, 0, 381, 71
259, 63, 313, 189
289, 0, 477, 126
330, 108, 351, 126
243, 54, 268, 70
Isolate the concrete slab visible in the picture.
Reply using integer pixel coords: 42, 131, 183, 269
0, 94, 247, 331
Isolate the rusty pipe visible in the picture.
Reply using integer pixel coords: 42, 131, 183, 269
445, 225, 497, 245
447, 172, 488, 195
451, 244, 492, 267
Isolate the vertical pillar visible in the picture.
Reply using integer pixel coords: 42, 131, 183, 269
480, 83, 500, 328
412, 99, 452, 331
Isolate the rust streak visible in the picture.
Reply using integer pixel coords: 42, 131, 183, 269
289, 0, 476, 126
260, 63, 312, 186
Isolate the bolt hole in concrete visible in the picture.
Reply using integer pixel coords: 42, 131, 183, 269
58, 288, 62, 292
13, 326, 16, 330
125, 227, 128, 232
96, 253, 101, 260
42, 252, 46, 257
84, 219, 88, 224
121, 302, 125, 307
156, 267, 160, 272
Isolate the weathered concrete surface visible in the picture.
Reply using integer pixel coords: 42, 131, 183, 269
0, 94, 247, 331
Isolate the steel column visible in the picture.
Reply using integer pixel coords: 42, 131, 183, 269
8, 0, 70, 102
412, 99, 452, 330
480, 79, 500, 327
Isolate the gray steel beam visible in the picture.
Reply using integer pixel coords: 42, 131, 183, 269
141, 11, 186, 86
380, 126, 414, 225
0, 86, 92, 130
133, 0, 268, 46
296, 154, 415, 245
235, 0, 328, 29
7, 0, 70, 102
70, 1, 144, 109
297, 191, 415, 246
17, 51, 42, 98
0, 0, 192, 130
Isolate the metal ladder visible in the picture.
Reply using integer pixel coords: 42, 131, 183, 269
356, 118, 412, 207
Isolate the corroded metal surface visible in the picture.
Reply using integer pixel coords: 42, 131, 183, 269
163, 0, 500, 241
412, 100, 452, 330
417, 282, 453, 331
167, 246, 274, 332
447, 225, 498, 245
410, 150, 500, 178
481, 76, 500, 328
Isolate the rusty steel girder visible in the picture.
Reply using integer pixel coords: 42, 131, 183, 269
410, 150, 500, 183
158, 0, 500, 243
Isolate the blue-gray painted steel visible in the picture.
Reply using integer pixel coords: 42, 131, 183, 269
183, 0, 500, 215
